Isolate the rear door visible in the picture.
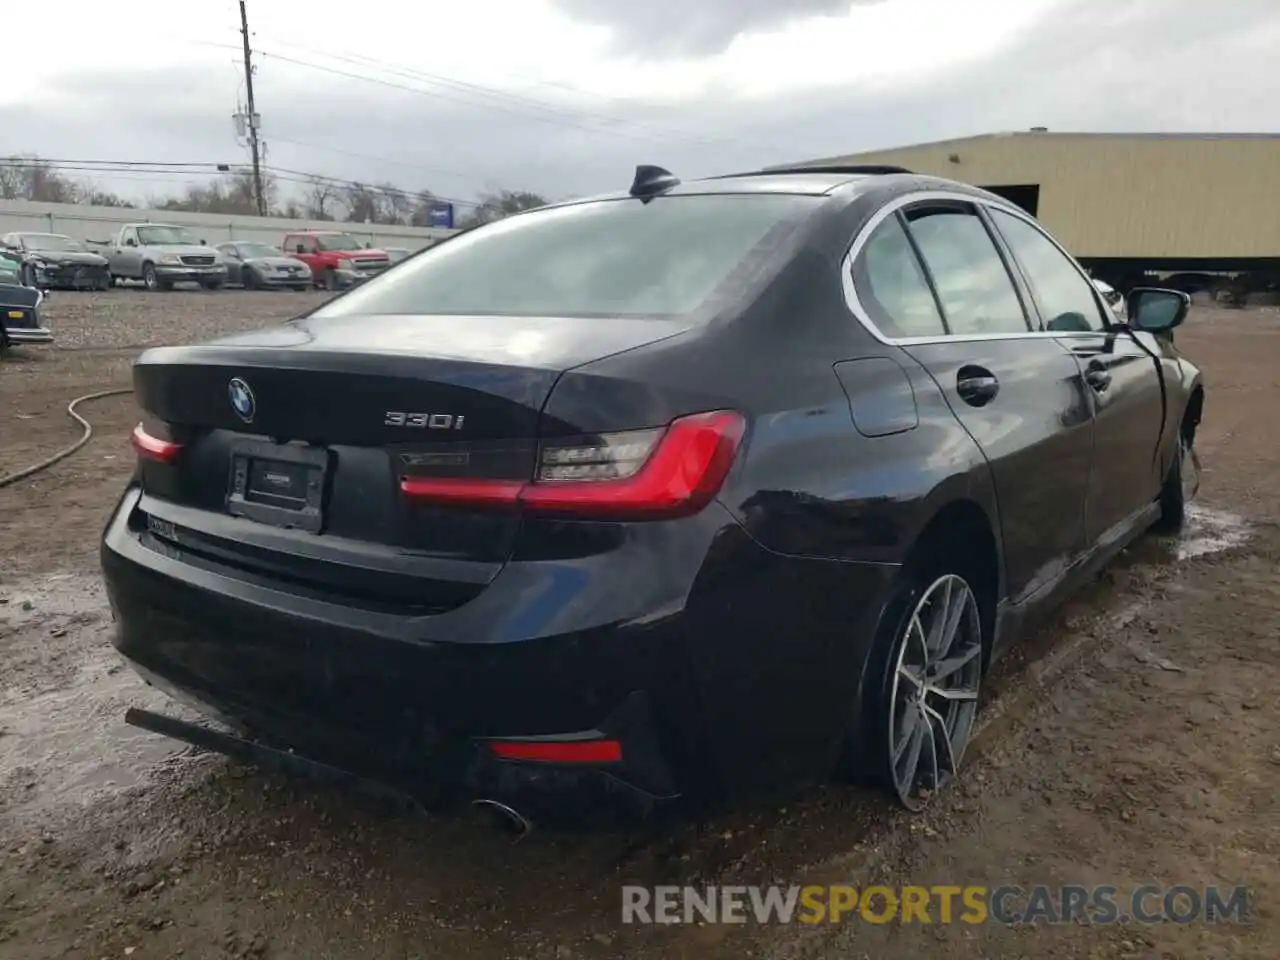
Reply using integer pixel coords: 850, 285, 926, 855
856, 200, 1095, 605
985, 206, 1166, 545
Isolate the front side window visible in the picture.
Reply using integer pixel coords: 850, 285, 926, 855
904, 206, 1029, 336
310, 194, 817, 320
237, 243, 282, 259
852, 215, 945, 338
315, 233, 366, 252
136, 225, 198, 245
988, 209, 1107, 332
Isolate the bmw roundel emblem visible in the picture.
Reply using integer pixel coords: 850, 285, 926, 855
228, 377, 256, 423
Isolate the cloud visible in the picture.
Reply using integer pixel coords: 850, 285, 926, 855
548, 0, 883, 58
1, 0, 1277, 210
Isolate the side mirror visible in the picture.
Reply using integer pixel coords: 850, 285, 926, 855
125, 238, 137, 247
200, 239, 207, 245
1128, 287, 1190, 334
295, 244, 306, 254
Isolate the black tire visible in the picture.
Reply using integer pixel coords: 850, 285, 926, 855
142, 263, 159, 291
1152, 431, 1198, 533
243, 267, 259, 290
0, 325, 9, 355
323, 268, 340, 292
854, 554, 987, 810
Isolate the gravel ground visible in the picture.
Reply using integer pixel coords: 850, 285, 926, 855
1, 294, 1278, 959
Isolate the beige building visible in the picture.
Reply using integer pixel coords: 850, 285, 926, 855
782, 131, 1280, 264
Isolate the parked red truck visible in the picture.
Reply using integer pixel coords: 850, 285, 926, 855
281, 231, 392, 291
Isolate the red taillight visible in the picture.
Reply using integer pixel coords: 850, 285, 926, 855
487, 738, 623, 764
398, 410, 745, 520
131, 423, 183, 463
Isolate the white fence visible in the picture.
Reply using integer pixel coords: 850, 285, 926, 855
0, 199, 457, 251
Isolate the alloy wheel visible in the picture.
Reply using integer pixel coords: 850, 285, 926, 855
887, 573, 983, 810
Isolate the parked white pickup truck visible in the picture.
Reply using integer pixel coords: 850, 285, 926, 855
107, 223, 228, 291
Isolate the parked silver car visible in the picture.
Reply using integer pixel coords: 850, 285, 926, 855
216, 242, 313, 290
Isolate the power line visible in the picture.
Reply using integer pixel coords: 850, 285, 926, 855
256, 48, 723, 148
256, 39, 728, 148
265, 135, 492, 186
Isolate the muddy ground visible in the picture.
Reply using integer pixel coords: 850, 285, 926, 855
1, 292, 1277, 959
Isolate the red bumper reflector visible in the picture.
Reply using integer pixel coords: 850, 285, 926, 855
131, 423, 183, 463
487, 738, 623, 764
398, 476, 525, 506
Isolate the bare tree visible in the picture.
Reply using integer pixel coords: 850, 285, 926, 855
0, 152, 544, 232
461, 189, 549, 228
78, 181, 134, 207
338, 181, 377, 223
225, 168, 278, 214
304, 176, 339, 220
377, 181, 413, 224
0, 155, 83, 203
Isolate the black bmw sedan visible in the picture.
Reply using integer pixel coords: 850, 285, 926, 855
101, 164, 1204, 815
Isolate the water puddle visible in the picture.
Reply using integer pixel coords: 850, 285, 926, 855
0, 574, 193, 824
1174, 503, 1252, 560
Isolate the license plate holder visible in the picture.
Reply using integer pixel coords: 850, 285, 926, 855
227, 439, 329, 533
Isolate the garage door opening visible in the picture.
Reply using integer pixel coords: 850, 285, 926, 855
978, 184, 1040, 217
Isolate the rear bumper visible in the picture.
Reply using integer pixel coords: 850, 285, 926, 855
101, 485, 711, 804
3, 324, 53, 344
101, 485, 899, 807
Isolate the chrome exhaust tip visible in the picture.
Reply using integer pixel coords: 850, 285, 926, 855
471, 798, 532, 837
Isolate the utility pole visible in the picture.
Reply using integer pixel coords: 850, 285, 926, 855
238, 0, 266, 216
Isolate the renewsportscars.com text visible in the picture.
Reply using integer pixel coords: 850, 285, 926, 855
621, 884, 1250, 925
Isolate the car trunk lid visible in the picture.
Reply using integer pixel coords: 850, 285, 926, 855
129, 313, 692, 608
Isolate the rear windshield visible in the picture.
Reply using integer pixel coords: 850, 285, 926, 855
309, 194, 817, 319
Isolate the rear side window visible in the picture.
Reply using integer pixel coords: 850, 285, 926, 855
904, 207, 1029, 336
988, 209, 1108, 332
852, 216, 946, 338
309, 195, 817, 320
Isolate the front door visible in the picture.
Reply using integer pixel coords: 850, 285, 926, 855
116, 227, 142, 277
855, 203, 1094, 606
986, 208, 1165, 546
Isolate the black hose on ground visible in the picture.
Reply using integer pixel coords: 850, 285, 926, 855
0, 387, 133, 489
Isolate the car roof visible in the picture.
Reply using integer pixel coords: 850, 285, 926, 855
524, 166, 999, 215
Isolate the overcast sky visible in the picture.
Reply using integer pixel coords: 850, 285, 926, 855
4, 0, 1278, 209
